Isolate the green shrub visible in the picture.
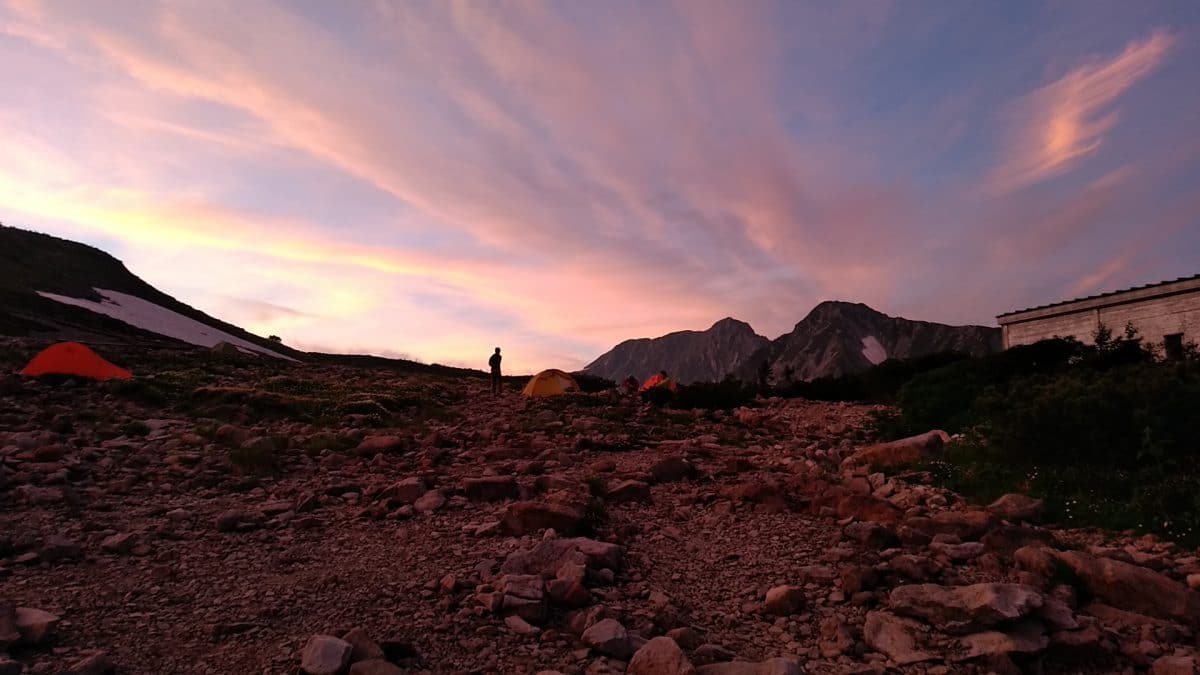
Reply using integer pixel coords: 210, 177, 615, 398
121, 420, 151, 437
782, 351, 969, 403
572, 372, 616, 393
895, 332, 1200, 545
668, 379, 756, 411
228, 439, 277, 470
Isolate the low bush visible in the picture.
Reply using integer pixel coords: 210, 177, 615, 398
572, 372, 616, 393
228, 444, 278, 473
892, 326, 1200, 545
781, 351, 968, 403
669, 379, 757, 411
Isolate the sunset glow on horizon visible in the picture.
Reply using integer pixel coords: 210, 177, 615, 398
2, 1, 1198, 372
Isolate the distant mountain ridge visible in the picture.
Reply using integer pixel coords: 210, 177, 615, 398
583, 317, 769, 385
585, 301, 1001, 384
740, 301, 1000, 383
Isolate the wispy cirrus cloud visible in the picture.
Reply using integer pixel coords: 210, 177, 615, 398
0, 0, 1197, 370
987, 29, 1174, 195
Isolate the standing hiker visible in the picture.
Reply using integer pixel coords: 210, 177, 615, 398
488, 347, 502, 395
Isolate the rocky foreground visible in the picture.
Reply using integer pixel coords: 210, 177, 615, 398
1, 340, 1199, 675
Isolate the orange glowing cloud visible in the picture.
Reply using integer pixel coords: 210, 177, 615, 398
987, 30, 1174, 195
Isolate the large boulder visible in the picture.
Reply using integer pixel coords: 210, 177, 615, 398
982, 525, 1055, 554
841, 431, 949, 470
764, 585, 806, 616
958, 622, 1048, 660
0, 605, 18, 648
300, 635, 352, 675
837, 494, 903, 524
582, 619, 633, 659
987, 494, 1044, 522
862, 612, 934, 665
1055, 550, 1200, 622
889, 583, 1043, 633
502, 501, 587, 535
15, 607, 60, 645
342, 627, 384, 662
463, 476, 519, 502
650, 457, 696, 483
1151, 656, 1199, 675
500, 537, 623, 584
628, 637, 695, 675
606, 479, 651, 503
927, 510, 994, 541
355, 435, 406, 455
379, 477, 425, 504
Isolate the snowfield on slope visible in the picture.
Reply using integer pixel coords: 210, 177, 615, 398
38, 288, 294, 360
861, 335, 887, 365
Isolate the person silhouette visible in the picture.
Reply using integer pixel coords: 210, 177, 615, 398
488, 347, 502, 395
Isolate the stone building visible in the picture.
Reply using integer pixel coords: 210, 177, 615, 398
997, 274, 1200, 357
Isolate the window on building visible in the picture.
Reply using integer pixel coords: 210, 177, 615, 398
1164, 333, 1184, 361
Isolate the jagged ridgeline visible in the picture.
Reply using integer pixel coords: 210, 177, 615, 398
584, 302, 1000, 385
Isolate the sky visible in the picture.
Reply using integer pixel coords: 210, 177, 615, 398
1, 1, 1198, 372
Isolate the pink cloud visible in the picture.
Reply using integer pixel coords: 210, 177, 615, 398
987, 29, 1174, 195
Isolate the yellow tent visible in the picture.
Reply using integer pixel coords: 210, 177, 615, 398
521, 369, 581, 397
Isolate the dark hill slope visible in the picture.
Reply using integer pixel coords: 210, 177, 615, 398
584, 317, 769, 384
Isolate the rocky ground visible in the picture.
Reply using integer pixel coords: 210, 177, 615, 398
1, 338, 1199, 675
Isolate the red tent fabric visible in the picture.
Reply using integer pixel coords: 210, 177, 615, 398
640, 373, 676, 392
19, 342, 133, 381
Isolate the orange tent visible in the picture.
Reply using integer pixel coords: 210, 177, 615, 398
640, 373, 676, 392
19, 342, 133, 381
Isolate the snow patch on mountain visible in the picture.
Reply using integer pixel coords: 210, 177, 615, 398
861, 335, 887, 365
38, 288, 294, 360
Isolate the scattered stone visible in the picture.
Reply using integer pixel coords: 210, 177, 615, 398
413, 489, 446, 513
627, 637, 694, 675
348, 659, 405, 675
650, 457, 696, 483
837, 494, 902, 524
606, 479, 651, 503
14, 607, 59, 646
695, 657, 801, 675
763, 585, 805, 616
662, 627, 702, 651
342, 627, 384, 662
958, 620, 1048, 659
502, 501, 586, 535
0, 605, 18, 648
379, 477, 425, 504
214, 509, 264, 532
1151, 655, 1198, 675
463, 476, 519, 502
840, 430, 948, 470
66, 651, 114, 675
100, 532, 137, 554
504, 614, 541, 636
987, 493, 1044, 522
692, 644, 736, 666
582, 619, 633, 660
889, 583, 1043, 633
355, 435, 406, 455
1056, 550, 1200, 621
863, 611, 934, 665
818, 615, 854, 658
39, 534, 83, 562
